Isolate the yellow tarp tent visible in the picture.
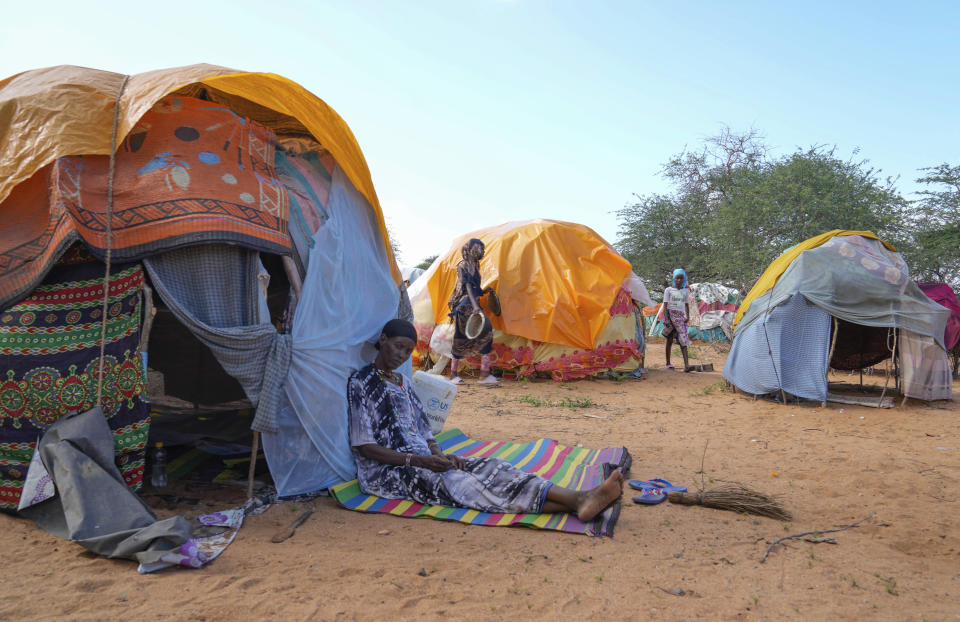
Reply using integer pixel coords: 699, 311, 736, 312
425, 219, 632, 350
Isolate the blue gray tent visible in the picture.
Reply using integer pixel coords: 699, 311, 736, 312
723, 234, 952, 402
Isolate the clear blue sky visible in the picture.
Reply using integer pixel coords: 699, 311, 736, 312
2, 1, 957, 266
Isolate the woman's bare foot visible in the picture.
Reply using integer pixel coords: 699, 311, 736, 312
576, 469, 623, 522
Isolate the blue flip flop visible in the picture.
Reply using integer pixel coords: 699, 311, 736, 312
628, 479, 688, 493
632, 488, 667, 505
648, 478, 687, 493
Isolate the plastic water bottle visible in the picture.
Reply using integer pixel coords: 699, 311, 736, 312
150, 442, 168, 488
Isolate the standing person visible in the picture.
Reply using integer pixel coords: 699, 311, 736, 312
661, 269, 695, 372
347, 319, 624, 520
446, 238, 497, 385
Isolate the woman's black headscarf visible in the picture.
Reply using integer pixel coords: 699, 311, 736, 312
380, 318, 418, 342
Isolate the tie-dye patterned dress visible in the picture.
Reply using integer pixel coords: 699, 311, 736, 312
347, 364, 550, 513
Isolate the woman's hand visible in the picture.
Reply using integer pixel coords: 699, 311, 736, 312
427, 442, 465, 470
415, 454, 455, 472
444, 454, 467, 470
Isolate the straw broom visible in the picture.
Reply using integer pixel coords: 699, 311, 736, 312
667, 484, 792, 521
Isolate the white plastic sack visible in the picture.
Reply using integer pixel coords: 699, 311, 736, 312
623, 272, 654, 308
429, 323, 455, 357
17, 440, 55, 511
412, 371, 458, 434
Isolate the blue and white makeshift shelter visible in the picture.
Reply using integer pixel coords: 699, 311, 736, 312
723, 233, 952, 402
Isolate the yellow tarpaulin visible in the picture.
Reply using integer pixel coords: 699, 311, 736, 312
0, 64, 400, 283
425, 219, 633, 350
733, 229, 896, 328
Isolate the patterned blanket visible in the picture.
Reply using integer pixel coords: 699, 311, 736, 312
330, 429, 630, 537
0, 246, 149, 510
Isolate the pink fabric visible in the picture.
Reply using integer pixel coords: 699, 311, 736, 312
698, 301, 738, 314
918, 282, 960, 350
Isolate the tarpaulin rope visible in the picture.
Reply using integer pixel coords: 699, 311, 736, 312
96, 75, 130, 406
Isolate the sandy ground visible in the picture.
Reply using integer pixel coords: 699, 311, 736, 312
2, 342, 959, 621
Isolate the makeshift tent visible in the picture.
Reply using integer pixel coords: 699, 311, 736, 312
644, 282, 740, 342
917, 282, 960, 350
410, 220, 653, 380
724, 231, 952, 402
0, 64, 405, 514
401, 266, 425, 286
918, 282, 960, 375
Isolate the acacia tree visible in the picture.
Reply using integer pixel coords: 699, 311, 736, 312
903, 163, 960, 288
416, 255, 439, 270
617, 128, 765, 291
617, 130, 909, 293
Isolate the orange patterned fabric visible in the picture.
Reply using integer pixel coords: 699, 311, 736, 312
57, 95, 289, 258
0, 96, 289, 309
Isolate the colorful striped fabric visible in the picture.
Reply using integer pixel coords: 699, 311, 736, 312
330, 429, 630, 537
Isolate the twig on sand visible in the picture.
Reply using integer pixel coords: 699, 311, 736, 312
760, 514, 875, 563
696, 440, 710, 491
271, 510, 314, 543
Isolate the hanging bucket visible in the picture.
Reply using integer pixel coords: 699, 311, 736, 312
465, 311, 485, 339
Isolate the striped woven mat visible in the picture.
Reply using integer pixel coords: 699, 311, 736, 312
329, 429, 631, 537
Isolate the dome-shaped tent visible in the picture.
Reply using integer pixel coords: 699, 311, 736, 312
410, 219, 652, 380
724, 231, 952, 402
0, 65, 403, 516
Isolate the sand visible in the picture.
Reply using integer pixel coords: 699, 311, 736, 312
2, 343, 958, 621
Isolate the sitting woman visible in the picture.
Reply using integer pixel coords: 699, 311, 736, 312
347, 319, 623, 521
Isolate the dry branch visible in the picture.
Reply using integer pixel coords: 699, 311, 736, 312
760, 513, 875, 563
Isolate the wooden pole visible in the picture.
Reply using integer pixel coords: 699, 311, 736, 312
247, 428, 260, 500
823, 317, 839, 408
247, 276, 264, 499
281, 255, 303, 299
140, 281, 157, 353
893, 328, 901, 394
858, 324, 864, 391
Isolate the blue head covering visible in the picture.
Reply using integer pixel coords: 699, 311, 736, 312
672, 268, 688, 289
